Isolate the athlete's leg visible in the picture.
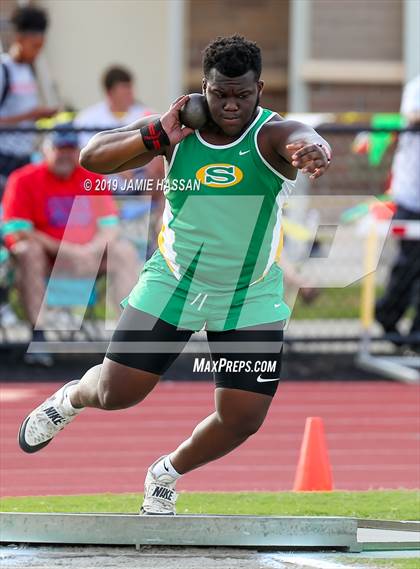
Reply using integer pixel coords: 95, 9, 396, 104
18, 304, 193, 453
67, 360, 160, 411
70, 304, 193, 410
169, 387, 273, 474
140, 321, 284, 514
168, 321, 284, 474
141, 384, 274, 514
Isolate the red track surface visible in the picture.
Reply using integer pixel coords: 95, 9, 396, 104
1, 381, 419, 496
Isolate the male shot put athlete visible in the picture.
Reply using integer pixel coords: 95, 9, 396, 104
19, 36, 331, 514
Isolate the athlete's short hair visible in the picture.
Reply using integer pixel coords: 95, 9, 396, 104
11, 5, 48, 34
202, 35, 262, 80
102, 66, 133, 92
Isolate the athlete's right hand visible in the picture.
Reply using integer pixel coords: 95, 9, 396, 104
160, 95, 194, 146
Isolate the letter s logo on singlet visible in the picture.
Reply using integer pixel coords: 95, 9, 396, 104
196, 164, 243, 188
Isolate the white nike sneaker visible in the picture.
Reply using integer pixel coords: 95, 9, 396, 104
18, 380, 82, 453
140, 456, 178, 515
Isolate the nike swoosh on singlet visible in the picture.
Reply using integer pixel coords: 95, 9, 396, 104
239, 150, 251, 155
257, 375, 281, 383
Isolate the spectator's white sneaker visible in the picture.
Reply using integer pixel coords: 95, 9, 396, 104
140, 456, 178, 515
18, 380, 82, 453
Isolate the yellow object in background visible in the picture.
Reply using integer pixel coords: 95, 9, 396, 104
282, 217, 313, 242
35, 112, 76, 130
360, 225, 378, 330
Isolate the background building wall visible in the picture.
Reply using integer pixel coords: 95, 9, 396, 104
306, 0, 404, 112
1, 0, 412, 114
186, 0, 406, 113
186, 0, 289, 113
311, 0, 402, 61
0, 0, 17, 50
39, 0, 177, 113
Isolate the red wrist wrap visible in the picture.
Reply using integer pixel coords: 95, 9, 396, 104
140, 119, 170, 150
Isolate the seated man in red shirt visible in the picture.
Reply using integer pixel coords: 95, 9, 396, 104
2, 125, 139, 365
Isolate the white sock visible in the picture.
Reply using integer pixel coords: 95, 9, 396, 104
152, 456, 181, 480
62, 385, 84, 415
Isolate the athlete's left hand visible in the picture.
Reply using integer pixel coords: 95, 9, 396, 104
286, 141, 331, 180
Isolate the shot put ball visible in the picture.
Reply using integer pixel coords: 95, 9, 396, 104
179, 93, 208, 129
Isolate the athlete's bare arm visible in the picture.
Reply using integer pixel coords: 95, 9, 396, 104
79, 115, 161, 174
264, 119, 331, 180
80, 95, 194, 174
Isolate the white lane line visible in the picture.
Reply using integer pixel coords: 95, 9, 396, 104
262, 553, 365, 569
0, 388, 41, 402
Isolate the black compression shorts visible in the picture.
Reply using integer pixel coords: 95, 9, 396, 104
106, 303, 284, 397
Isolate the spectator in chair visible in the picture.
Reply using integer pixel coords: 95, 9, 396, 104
1, 125, 139, 366
0, 5, 57, 197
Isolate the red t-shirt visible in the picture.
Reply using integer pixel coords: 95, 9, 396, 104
2, 163, 118, 247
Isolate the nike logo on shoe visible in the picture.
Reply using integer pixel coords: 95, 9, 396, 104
257, 375, 281, 383
239, 150, 250, 156
152, 485, 175, 502
43, 407, 65, 425
163, 460, 170, 473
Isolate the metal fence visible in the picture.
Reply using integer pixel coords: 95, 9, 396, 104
0, 122, 418, 353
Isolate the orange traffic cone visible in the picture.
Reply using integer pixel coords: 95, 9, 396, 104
293, 417, 334, 491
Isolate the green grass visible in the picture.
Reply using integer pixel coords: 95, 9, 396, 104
291, 285, 384, 320
338, 558, 419, 569
1, 490, 419, 519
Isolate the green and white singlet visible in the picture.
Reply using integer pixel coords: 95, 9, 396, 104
125, 107, 296, 331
